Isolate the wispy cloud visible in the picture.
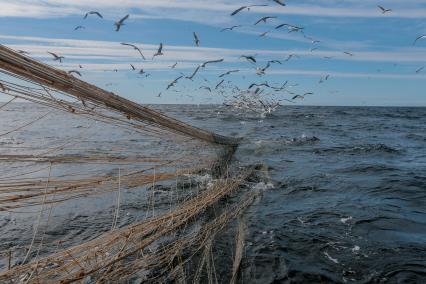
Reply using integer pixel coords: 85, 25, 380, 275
0, 0, 425, 20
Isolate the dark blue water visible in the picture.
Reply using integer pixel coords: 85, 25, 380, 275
1, 104, 426, 283
160, 105, 426, 283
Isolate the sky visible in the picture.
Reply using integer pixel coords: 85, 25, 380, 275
0, 0, 425, 106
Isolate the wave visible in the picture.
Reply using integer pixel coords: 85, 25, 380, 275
314, 143, 400, 155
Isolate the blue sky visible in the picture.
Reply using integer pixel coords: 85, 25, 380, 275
0, 0, 425, 106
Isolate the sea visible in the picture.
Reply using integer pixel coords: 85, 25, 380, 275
1, 104, 426, 283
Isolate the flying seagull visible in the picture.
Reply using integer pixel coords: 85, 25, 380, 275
170, 62, 178, 69
193, 32, 200, 47
120, 42, 146, 60
240, 55, 256, 63
231, 5, 268, 16
377, 5, 392, 14
413, 35, 426, 45
186, 65, 201, 80
68, 70, 82, 77
47, 52, 64, 63
201, 59, 224, 67
416, 66, 424, 73
167, 76, 183, 90
84, 11, 103, 19
221, 25, 242, 32
200, 86, 212, 92
259, 30, 270, 37
219, 70, 239, 78
74, 26, 85, 31
284, 54, 298, 61
215, 79, 225, 89
343, 51, 354, 56
153, 43, 164, 58
272, 0, 286, 6
130, 64, 136, 70
115, 14, 129, 32
292, 92, 313, 100
254, 16, 277, 25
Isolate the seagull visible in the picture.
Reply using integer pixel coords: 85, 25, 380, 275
292, 92, 313, 100
170, 62, 178, 69
240, 55, 256, 63
219, 70, 239, 78
186, 65, 201, 80
249, 82, 271, 89
416, 66, 424, 73
115, 14, 129, 32
254, 16, 277, 25
130, 64, 136, 70
68, 70, 82, 76
84, 11, 103, 19
157, 92, 162, 97
284, 54, 298, 61
259, 30, 271, 37
193, 32, 200, 47
221, 25, 242, 32
231, 5, 268, 16
153, 43, 164, 58
201, 59, 224, 67
215, 79, 225, 89
139, 69, 146, 75
272, 0, 286, 6
256, 62, 272, 76
167, 76, 183, 90
74, 26, 85, 31
377, 5, 392, 14
275, 23, 303, 32
120, 42, 146, 60
310, 47, 319, 52
413, 35, 426, 45
343, 51, 354, 56
47, 52, 64, 63
200, 86, 212, 92
79, 64, 83, 68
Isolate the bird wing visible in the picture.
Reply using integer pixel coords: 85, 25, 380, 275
119, 14, 130, 24
202, 59, 224, 67
93, 12, 103, 18
377, 5, 385, 12
187, 66, 200, 79
231, 6, 246, 16
273, 0, 286, 6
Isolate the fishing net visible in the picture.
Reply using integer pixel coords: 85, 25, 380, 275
0, 45, 259, 283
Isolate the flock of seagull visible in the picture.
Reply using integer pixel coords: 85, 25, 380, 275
16, 1, 426, 114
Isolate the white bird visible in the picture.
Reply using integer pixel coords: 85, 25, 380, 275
84, 11, 103, 19
47, 52, 64, 63
153, 43, 164, 58
115, 14, 129, 32
120, 42, 146, 60
74, 26, 85, 31
221, 25, 242, 32
231, 5, 268, 16
193, 32, 200, 47
254, 16, 277, 25
68, 70, 82, 76
167, 76, 183, 90
377, 5, 392, 14
413, 35, 426, 45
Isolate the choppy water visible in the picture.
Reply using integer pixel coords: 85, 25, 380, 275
162, 105, 426, 283
1, 104, 426, 283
